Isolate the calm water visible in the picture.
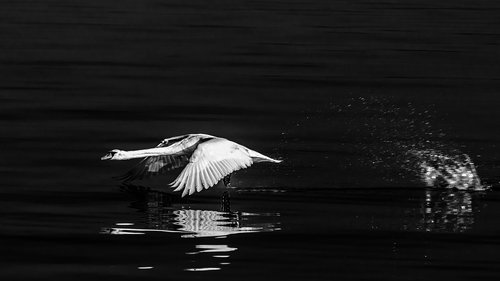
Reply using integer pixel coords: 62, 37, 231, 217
2, 0, 500, 280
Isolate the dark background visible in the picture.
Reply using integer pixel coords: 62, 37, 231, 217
1, 0, 500, 280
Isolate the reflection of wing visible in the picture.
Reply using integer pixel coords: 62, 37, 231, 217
102, 208, 281, 238
171, 139, 253, 197
117, 136, 200, 182
175, 209, 256, 238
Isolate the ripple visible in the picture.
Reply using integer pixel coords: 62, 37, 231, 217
187, 245, 237, 254
184, 267, 221, 272
137, 266, 153, 270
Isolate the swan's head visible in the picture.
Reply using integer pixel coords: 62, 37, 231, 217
101, 149, 126, 160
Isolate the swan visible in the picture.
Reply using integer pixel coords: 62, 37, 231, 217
101, 133, 282, 197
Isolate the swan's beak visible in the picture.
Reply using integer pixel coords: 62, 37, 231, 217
101, 152, 114, 160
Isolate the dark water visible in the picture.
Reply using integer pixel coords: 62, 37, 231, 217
2, 0, 500, 280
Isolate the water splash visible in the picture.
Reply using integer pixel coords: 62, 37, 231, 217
407, 149, 487, 191
333, 96, 488, 189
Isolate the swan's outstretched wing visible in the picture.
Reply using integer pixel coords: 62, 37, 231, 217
116, 135, 200, 181
170, 138, 253, 197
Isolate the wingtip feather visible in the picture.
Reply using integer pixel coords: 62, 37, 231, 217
182, 187, 189, 197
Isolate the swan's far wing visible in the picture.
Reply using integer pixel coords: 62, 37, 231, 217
116, 154, 189, 181
170, 139, 253, 197
116, 135, 200, 182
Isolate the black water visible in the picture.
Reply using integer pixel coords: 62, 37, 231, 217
2, 0, 500, 280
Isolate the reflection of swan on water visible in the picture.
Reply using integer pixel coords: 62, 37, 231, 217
104, 209, 279, 238
100, 184, 281, 238
100, 184, 281, 272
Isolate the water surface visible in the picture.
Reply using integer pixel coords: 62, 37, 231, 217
2, 0, 500, 280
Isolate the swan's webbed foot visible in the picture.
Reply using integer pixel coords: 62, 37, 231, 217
221, 191, 230, 212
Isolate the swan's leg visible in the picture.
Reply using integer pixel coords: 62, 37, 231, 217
221, 174, 232, 212
221, 191, 230, 212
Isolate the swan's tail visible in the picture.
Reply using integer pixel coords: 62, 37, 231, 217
248, 149, 282, 163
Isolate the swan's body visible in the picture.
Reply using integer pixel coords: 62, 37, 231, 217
101, 134, 281, 197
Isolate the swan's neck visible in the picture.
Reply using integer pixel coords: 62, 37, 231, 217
121, 147, 171, 160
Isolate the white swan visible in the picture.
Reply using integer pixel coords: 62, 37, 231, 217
101, 134, 282, 197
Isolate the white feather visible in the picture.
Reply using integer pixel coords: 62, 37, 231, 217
170, 138, 256, 197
